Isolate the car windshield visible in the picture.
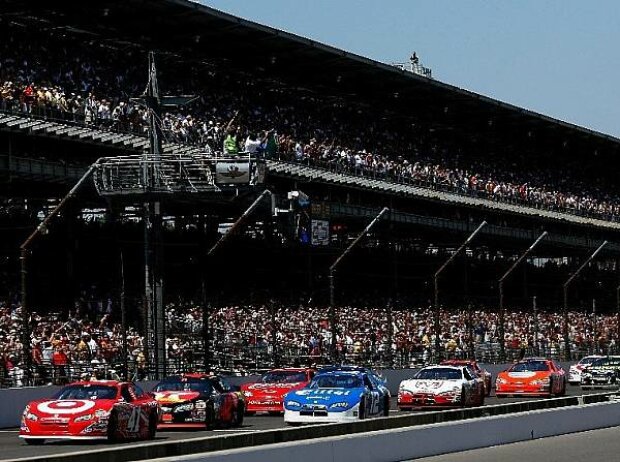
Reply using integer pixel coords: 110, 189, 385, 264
53, 384, 117, 400
309, 374, 363, 389
154, 377, 213, 394
510, 361, 549, 372
415, 368, 462, 380
262, 371, 306, 383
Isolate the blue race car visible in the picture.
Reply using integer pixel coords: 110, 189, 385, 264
283, 370, 390, 425
317, 365, 388, 388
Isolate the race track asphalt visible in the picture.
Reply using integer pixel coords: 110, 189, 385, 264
411, 426, 620, 462
0, 385, 602, 461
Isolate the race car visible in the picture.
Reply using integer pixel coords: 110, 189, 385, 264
317, 365, 389, 390
283, 369, 390, 425
580, 356, 620, 389
441, 359, 492, 396
240, 368, 315, 415
19, 380, 158, 445
153, 373, 245, 429
568, 355, 605, 385
495, 358, 566, 398
397, 365, 485, 410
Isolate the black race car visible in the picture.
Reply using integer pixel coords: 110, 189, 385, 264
152, 374, 245, 429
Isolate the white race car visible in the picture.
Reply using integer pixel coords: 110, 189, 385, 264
398, 365, 485, 410
568, 355, 604, 385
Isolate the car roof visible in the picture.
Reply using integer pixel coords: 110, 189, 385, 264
315, 370, 365, 377
66, 380, 123, 387
422, 365, 462, 370
265, 368, 311, 373
318, 365, 374, 373
441, 360, 476, 365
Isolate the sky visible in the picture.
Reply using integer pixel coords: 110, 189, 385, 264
200, 0, 620, 138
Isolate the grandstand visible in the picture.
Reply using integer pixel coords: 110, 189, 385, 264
1, 0, 620, 384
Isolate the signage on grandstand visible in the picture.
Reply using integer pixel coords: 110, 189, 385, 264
311, 220, 330, 246
215, 159, 251, 184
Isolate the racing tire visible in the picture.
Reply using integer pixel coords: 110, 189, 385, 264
147, 411, 157, 440
107, 411, 120, 443
383, 396, 390, 417
556, 380, 566, 397
358, 397, 366, 420
205, 404, 216, 431
460, 386, 467, 407
233, 404, 245, 428
24, 438, 44, 446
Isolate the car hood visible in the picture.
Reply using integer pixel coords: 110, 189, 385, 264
154, 391, 202, 404
286, 387, 364, 405
400, 379, 462, 393
28, 398, 116, 417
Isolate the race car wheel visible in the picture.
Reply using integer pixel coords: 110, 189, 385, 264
205, 404, 216, 431
460, 386, 467, 407
383, 396, 390, 417
147, 411, 157, 440
358, 397, 366, 420
233, 404, 245, 428
24, 438, 44, 446
557, 380, 566, 397
107, 411, 120, 443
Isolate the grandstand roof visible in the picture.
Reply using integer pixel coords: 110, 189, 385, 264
4, 0, 620, 159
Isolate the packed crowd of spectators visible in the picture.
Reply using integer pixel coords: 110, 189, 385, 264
1, 20, 620, 220
2, 296, 617, 386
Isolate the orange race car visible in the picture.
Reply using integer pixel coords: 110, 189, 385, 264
441, 360, 492, 396
495, 358, 566, 398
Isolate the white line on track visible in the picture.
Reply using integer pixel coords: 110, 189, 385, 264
0, 430, 18, 433
213, 429, 259, 432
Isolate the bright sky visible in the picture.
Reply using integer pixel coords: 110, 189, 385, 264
200, 0, 620, 138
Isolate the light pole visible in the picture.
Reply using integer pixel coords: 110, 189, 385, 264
433, 221, 487, 362
329, 207, 389, 362
616, 283, 620, 354
533, 296, 539, 356
592, 299, 597, 354
562, 240, 608, 361
498, 231, 547, 362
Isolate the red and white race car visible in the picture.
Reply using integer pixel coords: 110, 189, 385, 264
19, 380, 159, 445
398, 365, 486, 410
441, 360, 492, 396
240, 368, 315, 415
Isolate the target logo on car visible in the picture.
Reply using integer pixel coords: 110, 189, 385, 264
37, 400, 96, 414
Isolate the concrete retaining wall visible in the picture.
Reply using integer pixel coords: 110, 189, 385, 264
149, 399, 620, 462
